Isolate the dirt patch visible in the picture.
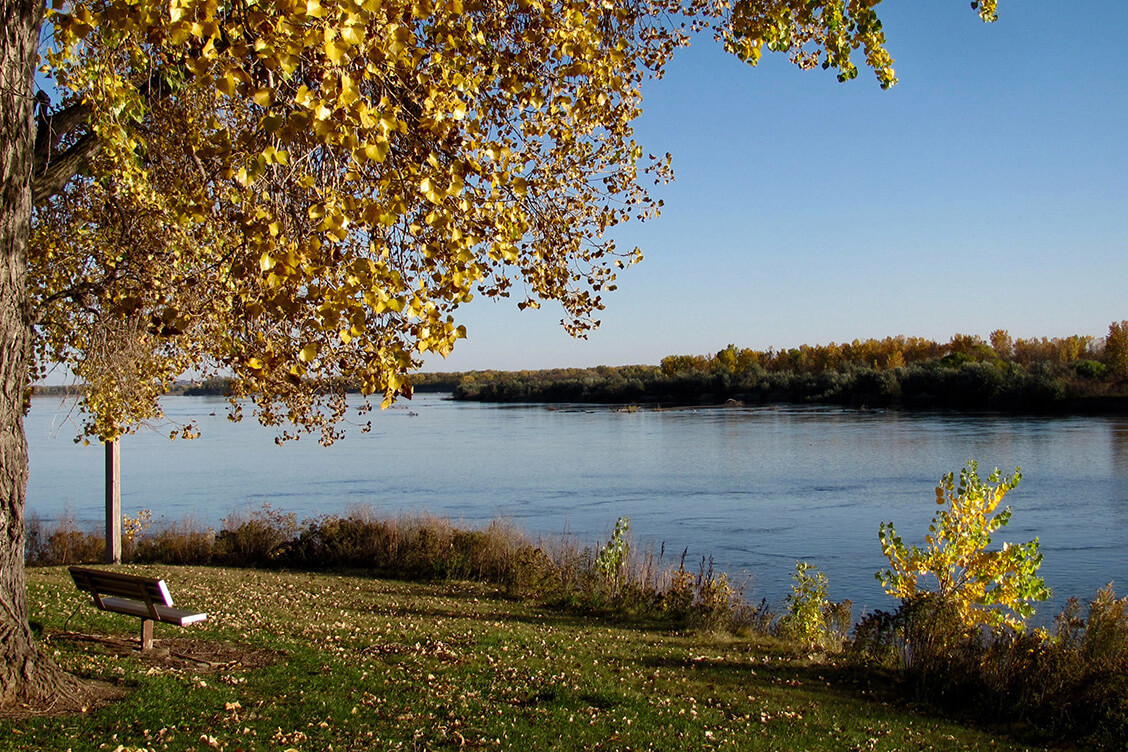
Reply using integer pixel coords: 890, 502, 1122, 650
51, 632, 283, 672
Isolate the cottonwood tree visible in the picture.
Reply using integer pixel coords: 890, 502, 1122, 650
1105, 321, 1128, 380
1, 0, 998, 707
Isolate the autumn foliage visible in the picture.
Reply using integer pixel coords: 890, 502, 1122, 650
452, 326, 1128, 410
4, 0, 1009, 709
877, 462, 1049, 632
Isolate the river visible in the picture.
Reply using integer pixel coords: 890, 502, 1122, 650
26, 394, 1128, 614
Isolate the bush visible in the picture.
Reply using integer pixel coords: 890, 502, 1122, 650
851, 593, 980, 697
25, 503, 777, 639
1073, 359, 1108, 380
213, 504, 300, 566
25, 513, 104, 566
132, 520, 215, 565
877, 461, 1049, 631
286, 514, 398, 569
779, 561, 852, 652
852, 586, 1128, 746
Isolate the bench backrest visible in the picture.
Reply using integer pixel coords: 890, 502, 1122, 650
69, 566, 175, 608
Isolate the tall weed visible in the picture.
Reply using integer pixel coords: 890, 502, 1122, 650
26, 503, 776, 637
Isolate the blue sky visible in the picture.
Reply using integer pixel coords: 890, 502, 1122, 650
424, 0, 1127, 372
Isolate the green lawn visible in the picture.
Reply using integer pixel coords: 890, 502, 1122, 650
7, 566, 1053, 751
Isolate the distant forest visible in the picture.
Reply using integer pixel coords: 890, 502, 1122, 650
34, 323, 1128, 413
448, 324, 1128, 412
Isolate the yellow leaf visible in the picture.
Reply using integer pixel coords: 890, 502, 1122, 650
364, 142, 390, 162
341, 25, 364, 45
325, 41, 348, 64
299, 343, 319, 362
217, 72, 237, 97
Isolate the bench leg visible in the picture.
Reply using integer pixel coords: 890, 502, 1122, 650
140, 619, 154, 651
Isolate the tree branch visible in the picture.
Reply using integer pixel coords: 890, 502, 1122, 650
30, 132, 101, 203
34, 99, 90, 163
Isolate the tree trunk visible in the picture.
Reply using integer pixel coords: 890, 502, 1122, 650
0, 0, 76, 708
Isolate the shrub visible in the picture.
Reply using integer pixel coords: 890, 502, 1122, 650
853, 586, 1128, 746
877, 461, 1049, 632
25, 503, 775, 641
686, 559, 739, 632
656, 553, 748, 632
851, 593, 980, 697
1073, 359, 1107, 379
778, 561, 852, 652
25, 512, 104, 565
286, 514, 398, 569
594, 516, 631, 595
213, 504, 300, 566
132, 520, 215, 565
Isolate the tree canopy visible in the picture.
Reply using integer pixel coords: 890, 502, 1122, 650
2, 0, 999, 708
27, 0, 1001, 443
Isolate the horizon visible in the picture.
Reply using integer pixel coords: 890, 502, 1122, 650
35, 322, 1115, 386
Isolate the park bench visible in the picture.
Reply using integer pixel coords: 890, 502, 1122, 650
69, 566, 208, 651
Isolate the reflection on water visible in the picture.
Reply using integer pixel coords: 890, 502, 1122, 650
26, 395, 1128, 612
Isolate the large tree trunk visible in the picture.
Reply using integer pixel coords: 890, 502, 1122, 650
0, 0, 76, 708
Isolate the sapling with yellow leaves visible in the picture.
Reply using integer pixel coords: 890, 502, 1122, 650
877, 462, 1050, 632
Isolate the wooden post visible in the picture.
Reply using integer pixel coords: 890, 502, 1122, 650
105, 438, 121, 564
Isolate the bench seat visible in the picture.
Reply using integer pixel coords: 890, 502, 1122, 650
97, 596, 209, 626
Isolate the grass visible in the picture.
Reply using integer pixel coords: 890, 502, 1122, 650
7, 565, 1057, 752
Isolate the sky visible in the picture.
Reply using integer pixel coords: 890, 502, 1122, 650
422, 0, 1128, 372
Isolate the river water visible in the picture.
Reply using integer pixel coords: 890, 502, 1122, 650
26, 394, 1128, 613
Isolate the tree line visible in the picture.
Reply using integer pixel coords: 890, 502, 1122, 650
450, 323, 1128, 412
35, 323, 1128, 413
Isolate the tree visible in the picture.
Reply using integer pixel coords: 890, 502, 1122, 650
1104, 320, 1128, 380
989, 328, 1013, 361
1, 0, 1000, 707
877, 462, 1049, 632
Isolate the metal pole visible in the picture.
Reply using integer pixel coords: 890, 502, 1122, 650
105, 438, 121, 564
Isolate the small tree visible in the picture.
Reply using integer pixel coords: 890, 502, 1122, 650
780, 561, 851, 652
877, 462, 1049, 631
595, 516, 631, 595
989, 329, 1013, 361
1104, 320, 1128, 380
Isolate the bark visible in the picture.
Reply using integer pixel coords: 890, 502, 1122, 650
0, 0, 78, 708
31, 131, 101, 204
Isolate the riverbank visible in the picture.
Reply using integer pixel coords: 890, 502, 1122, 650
23, 504, 1128, 748
8, 565, 1057, 751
